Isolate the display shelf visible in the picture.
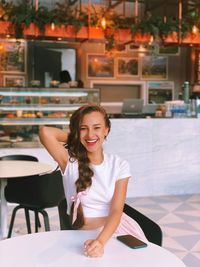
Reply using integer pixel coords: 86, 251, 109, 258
0, 87, 99, 148
0, 104, 82, 111
0, 90, 91, 97
0, 118, 70, 126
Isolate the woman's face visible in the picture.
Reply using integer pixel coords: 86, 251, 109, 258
79, 111, 109, 154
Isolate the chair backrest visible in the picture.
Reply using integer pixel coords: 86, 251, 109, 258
5, 168, 65, 209
123, 203, 163, 246
32, 169, 65, 208
0, 154, 38, 162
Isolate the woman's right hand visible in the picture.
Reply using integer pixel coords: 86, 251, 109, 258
84, 239, 104, 257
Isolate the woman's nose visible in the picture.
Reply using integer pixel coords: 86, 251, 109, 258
87, 128, 94, 138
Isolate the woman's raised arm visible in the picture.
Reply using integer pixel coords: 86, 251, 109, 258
39, 126, 69, 173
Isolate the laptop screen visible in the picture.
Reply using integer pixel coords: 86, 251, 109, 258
122, 99, 144, 114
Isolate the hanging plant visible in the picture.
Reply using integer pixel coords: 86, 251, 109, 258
0, 0, 13, 21
113, 16, 136, 30
0, 0, 200, 44
159, 17, 179, 38
34, 5, 54, 33
7, 0, 35, 38
181, 10, 200, 38
53, 2, 88, 31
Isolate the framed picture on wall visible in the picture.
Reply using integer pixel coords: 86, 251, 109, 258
141, 56, 168, 80
3, 75, 25, 87
116, 57, 139, 77
0, 39, 26, 73
87, 54, 114, 78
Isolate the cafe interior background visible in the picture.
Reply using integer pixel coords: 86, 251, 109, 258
0, 1, 200, 267
0, 0, 199, 96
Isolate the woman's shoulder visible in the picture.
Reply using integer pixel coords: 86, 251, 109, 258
104, 153, 131, 179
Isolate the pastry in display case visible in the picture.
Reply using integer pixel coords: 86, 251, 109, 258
0, 87, 99, 148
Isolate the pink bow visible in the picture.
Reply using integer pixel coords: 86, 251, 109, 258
71, 191, 87, 224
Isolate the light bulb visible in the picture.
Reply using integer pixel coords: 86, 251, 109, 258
51, 23, 55, 31
149, 35, 154, 44
192, 25, 199, 34
101, 17, 107, 30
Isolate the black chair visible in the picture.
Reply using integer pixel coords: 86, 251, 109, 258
0, 154, 38, 162
123, 203, 163, 246
58, 198, 72, 230
1, 155, 65, 238
58, 199, 163, 246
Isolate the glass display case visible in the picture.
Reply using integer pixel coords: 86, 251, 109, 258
0, 87, 99, 148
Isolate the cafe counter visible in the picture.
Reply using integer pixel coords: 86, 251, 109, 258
1, 118, 200, 198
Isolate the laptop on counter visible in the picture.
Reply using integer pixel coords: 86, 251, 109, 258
121, 98, 144, 117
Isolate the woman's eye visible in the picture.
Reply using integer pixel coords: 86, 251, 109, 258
80, 127, 87, 131
94, 127, 101, 130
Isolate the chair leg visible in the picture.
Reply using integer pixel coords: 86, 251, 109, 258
34, 211, 39, 233
39, 210, 50, 231
58, 199, 72, 230
7, 205, 23, 238
24, 208, 32, 234
37, 215, 41, 228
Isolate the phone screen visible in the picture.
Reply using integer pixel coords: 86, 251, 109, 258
117, 235, 148, 249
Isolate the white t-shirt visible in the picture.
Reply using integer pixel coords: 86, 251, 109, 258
62, 153, 131, 217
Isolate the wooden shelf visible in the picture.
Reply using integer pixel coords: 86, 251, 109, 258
0, 21, 200, 45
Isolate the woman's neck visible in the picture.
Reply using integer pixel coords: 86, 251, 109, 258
88, 150, 104, 165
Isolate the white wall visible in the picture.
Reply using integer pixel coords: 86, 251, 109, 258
50, 49, 76, 80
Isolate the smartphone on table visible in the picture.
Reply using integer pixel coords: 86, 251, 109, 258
117, 234, 148, 249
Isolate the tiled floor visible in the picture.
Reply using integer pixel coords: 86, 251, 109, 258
7, 194, 200, 267
127, 194, 200, 267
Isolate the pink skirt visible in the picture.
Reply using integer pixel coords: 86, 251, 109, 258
113, 212, 148, 242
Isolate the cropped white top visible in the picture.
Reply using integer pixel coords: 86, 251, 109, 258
62, 153, 131, 217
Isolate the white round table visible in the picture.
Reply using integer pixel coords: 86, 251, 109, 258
0, 161, 52, 178
0, 161, 53, 239
0, 230, 186, 267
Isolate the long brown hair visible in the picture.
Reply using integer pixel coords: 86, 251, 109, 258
66, 104, 111, 229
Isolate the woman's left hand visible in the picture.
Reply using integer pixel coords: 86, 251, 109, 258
84, 239, 104, 257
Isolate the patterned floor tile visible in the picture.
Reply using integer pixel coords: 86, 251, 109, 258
183, 254, 200, 267
128, 194, 200, 267
191, 240, 200, 252
158, 213, 185, 224
174, 235, 200, 250
163, 237, 188, 252
158, 202, 183, 212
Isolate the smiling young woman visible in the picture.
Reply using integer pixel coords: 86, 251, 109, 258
39, 104, 147, 258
